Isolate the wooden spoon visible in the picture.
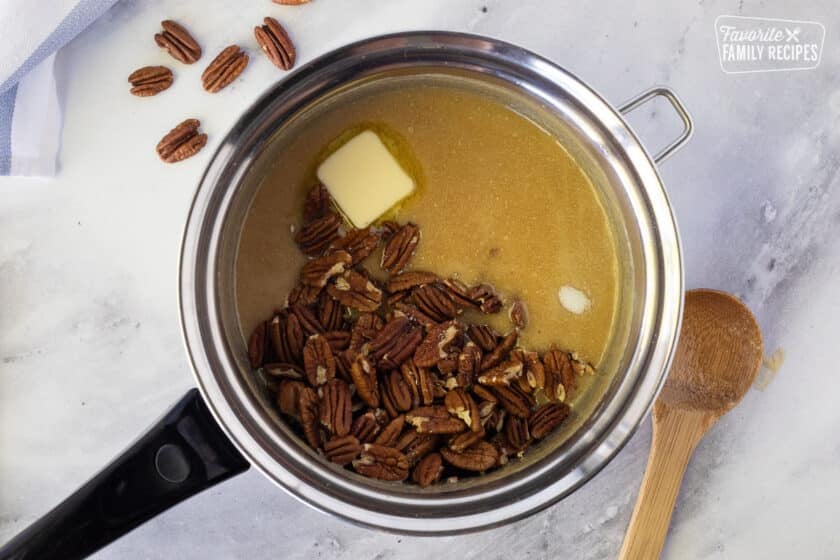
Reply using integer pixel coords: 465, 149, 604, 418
619, 289, 763, 559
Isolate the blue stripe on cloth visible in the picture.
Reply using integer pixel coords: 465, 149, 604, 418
0, 0, 119, 94
0, 85, 17, 175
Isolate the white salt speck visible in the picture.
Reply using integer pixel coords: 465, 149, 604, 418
558, 285, 591, 314
290, 224, 296, 233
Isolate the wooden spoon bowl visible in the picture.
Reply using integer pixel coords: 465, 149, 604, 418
619, 289, 763, 559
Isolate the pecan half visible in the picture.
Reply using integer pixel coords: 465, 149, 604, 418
368, 316, 422, 369
295, 212, 342, 257
324, 435, 361, 465
302, 334, 335, 386
381, 223, 420, 273
332, 228, 379, 264
128, 66, 173, 97
544, 349, 573, 402
156, 118, 207, 163
319, 379, 352, 436
349, 354, 379, 408
298, 386, 321, 448
396, 432, 440, 466
493, 385, 533, 418
440, 440, 498, 472
353, 444, 409, 481
276, 380, 305, 420
477, 359, 524, 387
263, 362, 304, 380
327, 270, 383, 312
456, 342, 482, 388
444, 388, 481, 432
387, 271, 439, 293
406, 406, 466, 434
383, 371, 414, 413
351, 410, 381, 443
412, 284, 458, 323
300, 250, 352, 288
373, 414, 405, 447
412, 452, 444, 487
480, 330, 518, 371
248, 321, 267, 368
413, 320, 460, 368
504, 415, 531, 451
467, 324, 499, 352
529, 402, 570, 439
290, 304, 324, 337
202, 45, 249, 93
392, 303, 437, 328
348, 313, 384, 354
448, 429, 484, 453
481, 405, 506, 434
324, 330, 350, 352
303, 184, 332, 222
270, 313, 304, 364
254, 17, 296, 70
468, 284, 503, 314
287, 283, 321, 306
509, 299, 528, 329
401, 360, 435, 406
521, 351, 546, 391
441, 278, 477, 310
318, 292, 345, 331
154, 20, 201, 64
471, 384, 497, 403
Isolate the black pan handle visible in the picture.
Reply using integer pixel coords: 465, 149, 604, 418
0, 389, 249, 560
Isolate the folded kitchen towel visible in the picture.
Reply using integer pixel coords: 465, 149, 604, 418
0, 0, 119, 176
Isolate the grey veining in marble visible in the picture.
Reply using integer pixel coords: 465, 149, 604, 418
2, 0, 840, 558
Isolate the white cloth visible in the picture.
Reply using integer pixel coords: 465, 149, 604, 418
0, 0, 119, 176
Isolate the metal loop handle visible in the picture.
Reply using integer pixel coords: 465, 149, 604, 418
619, 86, 694, 164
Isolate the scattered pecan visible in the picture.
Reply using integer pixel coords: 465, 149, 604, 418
300, 251, 352, 289
482, 406, 506, 434
351, 410, 381, 443
349, 354, 379, 408
369, 316, 422, 369
254, 17, 296, 71
412, 284, 458, 323
380, 384, 399, 419
504, 416, 531, 451
303, 184, 332, 222
154, 20, 201, 64
440, 440, 498, 472
544, 349, 573, 402
471, 384, 497, 403
202, 45, 249, 93
295, 212, 342, 257
348, 313, 384, 355
298, 386, 321, 448
467, 324, 499, 352
383, 371, 414, 413
290, 304, 324, 337
413, 320, 458, 368
327, 270, 383, 312
509, 299, 528, 329
332, 228, 379, 264
387, 271, 439, 293
320, 379, 352, 436
324, 435, 361, 465
156, 118, 207, 163
441, 278, 477, 310
324, 330, 350, 352
302, 334, 335, 386
396, 432, 440, 466
276, 380, 305, 421
406, 406, 466, 434
248, 321, 267, 368
530, 402, 570, 439
412, 452, 444, 487
128, 66, 173, 97
381, 223, 420, 273
271, 313, 304, 364
448, 430, 484, 453
287, 283, 321, 306
480, 330, 518, 371
373, 414, 405, 447
352, 444, 409, 481
392, 303, 437, 327
444, 388, 481, 432
521, 351, 546, 391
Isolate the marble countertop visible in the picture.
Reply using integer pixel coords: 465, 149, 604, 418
2, 0, 839, 558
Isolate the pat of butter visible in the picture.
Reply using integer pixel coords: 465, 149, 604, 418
558, 285, 591, 314
316, 130, 415, 228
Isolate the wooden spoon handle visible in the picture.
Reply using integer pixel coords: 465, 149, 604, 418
619, 405, 713, 559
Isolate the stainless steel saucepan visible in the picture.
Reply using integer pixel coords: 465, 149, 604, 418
0, 32, 691, 559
